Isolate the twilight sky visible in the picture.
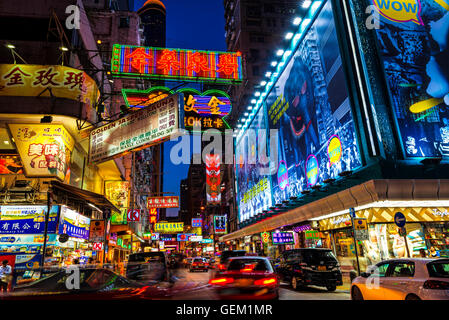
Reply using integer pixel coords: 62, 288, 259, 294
134, 0, 227, 217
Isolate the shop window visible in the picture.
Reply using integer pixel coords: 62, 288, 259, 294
389, 262, 415, 277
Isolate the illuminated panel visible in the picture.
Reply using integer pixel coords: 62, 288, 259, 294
206, 154, 221, 205
111, 45, 243, 84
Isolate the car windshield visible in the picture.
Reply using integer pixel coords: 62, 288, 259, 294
300, 250, 337, 264
427, 260, 449, 278
227, 259, 272, 272
128, 253, 165, 263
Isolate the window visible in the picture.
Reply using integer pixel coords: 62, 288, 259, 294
427, 261, 449, 278
389, 262, 415, 277
370, 262, 390, 277
119, 17, 130, 28
250, 49, 259, 61
246, 19, 261, 27
264, 4, 275, 13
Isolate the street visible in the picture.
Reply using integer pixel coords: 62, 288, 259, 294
171, 269, 350, 300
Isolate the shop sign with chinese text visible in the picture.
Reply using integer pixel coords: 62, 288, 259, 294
154, 222, 184, 233
8, 124, 75, 181
111, 45, 243, 84
122, 87, 232, 130
147, 196, 179, 209
89, 94, 183, 163
0, 205, 60, 234
213, 215, 227, 234
206, 154, 221, 205
89, 220, 105, 242
271, 231, 294, 245
104, 181, 129, 225
0, 64, 100, 109
58, 206, 90, 240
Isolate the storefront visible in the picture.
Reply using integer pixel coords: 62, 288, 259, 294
315, 206, 449, 274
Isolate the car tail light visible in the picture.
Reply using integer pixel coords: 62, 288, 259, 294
293, 269, 302, 274
423, 280, 449, 290
218, 264, 226, 270
209, 277, 234, 285
254, 277, 278, 286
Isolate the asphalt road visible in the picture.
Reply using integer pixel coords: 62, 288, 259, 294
170, 268, 350, 300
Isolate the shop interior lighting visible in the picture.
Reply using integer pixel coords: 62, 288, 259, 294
251, 99, 257, 104
285, 32, 294, 40
237, 0, 323, 141
244, 112, 249, 116
260, 80, 267, 86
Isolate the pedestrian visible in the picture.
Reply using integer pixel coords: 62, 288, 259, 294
419, 249, 427, 258
0, 259, 12, 293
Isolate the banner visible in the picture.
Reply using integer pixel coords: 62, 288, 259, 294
213, 215, 227, 234
154, 222, 184, 233
8, 124, 75, 180
89, 220, 105, 242
0, 234, 57, 254
89, 94, 183, 163
206, 154, 221, 205
147, 196, 179, 209
58, 206, 90, 240
0, 64, 100, 109
0, 205, 59, 234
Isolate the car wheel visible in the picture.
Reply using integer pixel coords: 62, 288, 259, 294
405, 294, 421, 300
351, 286, 364, 301
326, 284, 337, 292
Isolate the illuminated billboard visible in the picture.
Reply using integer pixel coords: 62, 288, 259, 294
8, 124, 75, 181
213, 215, 227, 234
147, 196, 179, 209
0, 205, 59, 234
266, 0, 361, 205
104, 181, 129, 225
111, 45, 243, 84
0, 64, 99, 109
206, 154, 221, 205
122, 87, 232, 130
58, 206, 90, 240
367, 0, 449, 159
89, 94, 183, 163
154, 222, 184, 233
235, 104, 273, 223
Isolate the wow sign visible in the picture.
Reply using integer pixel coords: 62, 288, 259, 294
306, 155, 319, 187
327, 135, 342, 168
372, 0, 424, 25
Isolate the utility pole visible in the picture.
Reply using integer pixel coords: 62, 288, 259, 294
41, 190, 52, 269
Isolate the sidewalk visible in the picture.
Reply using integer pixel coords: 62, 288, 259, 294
337, 275, 352, 292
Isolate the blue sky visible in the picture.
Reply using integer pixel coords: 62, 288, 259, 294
134, 0, 227, 216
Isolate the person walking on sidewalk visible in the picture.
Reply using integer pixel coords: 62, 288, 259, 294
0, 259, 12, 293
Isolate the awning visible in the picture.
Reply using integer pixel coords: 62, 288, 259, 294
220, 179, 449, 242
50, 180, 120, 213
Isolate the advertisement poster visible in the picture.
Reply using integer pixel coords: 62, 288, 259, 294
58, 206, 90, 240
369, 0, 449, 159
0, 205, 59, 234
89, 220, 105, 242
8, 124, 75, 181
0, 155, 23, 174
206, 154, 221, 205
0, 64, 100, 109
89, 94, 183, 163
104, 181, 129, 225
235, 104, 273, 223
214, 215, 227, 234
0, 234, 57, 254
266, 0, 361, 204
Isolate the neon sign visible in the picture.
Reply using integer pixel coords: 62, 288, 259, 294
111, 45, 243, 84
306, 154, 319, 187
206, 154, 221, 205
327, 135, 342, 167
122, 87, 232, 130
